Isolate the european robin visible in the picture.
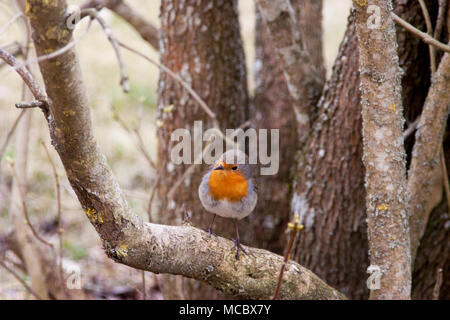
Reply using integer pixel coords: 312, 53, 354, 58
198, 149, 257, 259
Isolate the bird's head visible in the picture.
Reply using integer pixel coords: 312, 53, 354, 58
208, 149, 253, 202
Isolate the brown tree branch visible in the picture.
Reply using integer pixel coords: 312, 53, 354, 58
408, 52, 450, 261
0, 48, 48, 109
418, 0, 436, 73
391, 13, 450, 53
8, 162, 54, 250
21, 0, 345, 300
354, 0, 411, 299
0, 41, 23, 69
0, 259, 42, 300
82, 0, 159, 50
40, 141, 65, 297
80, 9, 130, 93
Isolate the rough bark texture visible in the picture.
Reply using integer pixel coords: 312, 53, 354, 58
251, 0, 324, 254
156, 0, 250, 299
290, 0, 433, 300
256, 0, 324, 144
20, 0, 346, 301
413, 198, 450, 300
292, 13, 368, 299
295, 0, 325, 78
354, 0, 411, 299
408, 52, 450, 260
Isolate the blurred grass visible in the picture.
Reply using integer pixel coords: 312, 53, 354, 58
0, 0, 352, 299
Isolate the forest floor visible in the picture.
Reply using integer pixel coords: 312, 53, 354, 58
0, 0, 351, 300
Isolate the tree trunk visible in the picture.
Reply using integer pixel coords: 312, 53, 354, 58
156, 0, 249, 299
291, 0, 437, 299
251, 0, 324, 254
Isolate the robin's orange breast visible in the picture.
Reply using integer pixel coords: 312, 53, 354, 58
208, 170, 249, 203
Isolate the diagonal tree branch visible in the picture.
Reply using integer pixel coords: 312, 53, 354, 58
353, 0, 411, 300
16, 0, 345, 300
408, 51, 450, 261
82, 0, 159, 50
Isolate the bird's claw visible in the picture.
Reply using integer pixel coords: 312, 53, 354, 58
206, 227, 217, 238
231, 238, 247, 260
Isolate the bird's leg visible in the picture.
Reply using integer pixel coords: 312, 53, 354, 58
232, 219, 247, 260
207, 214, 217, 238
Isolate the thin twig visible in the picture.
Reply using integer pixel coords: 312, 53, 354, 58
1, 19, 93, 81
147, 175, 160, 222
0, 12, 23, 37
40, 141, 65, 296
81, 0, 159, 50
0, 110, 26, 163
141, 270, 146, 300
0, 259, 42, 300
432, 268, 443, 300
112, 109, 156, 168
81, 9, 130, 93
441, 147, 450, 216
434, 0, 448, 41
273, 214, 304, 300
403, 117, 420, 140
117, 42, 217, 120
8, 162, 54, 250
418, 0, 436, 73
15, 100, 45, 109
0, 48, 48, 105
120, 41, 237, 147
391, 13, 450, 53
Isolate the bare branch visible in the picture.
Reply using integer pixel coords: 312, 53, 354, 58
418, 0, 436, 73
354, 0, 411, 299
434, 0, 448, 41
80, 9, 130, 93
8, 162, 54, 250
82, 0, 159, 50
0, 12, 23, 37
111, 108, 156, 169
432, 268, 443, 300
391, 13, 450, 53
40, 141, 65, 297
15, 100, 45, 109
0, 48, 48, 109
408, 52, 450, 260
0, 110, 26, 164
0, 41, 23, 69
0, 259, 42, 300
403, 117, 420, 140
118, 41, 238, 149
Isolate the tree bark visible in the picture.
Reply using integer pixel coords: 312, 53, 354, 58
291, 0, 435, 299
412, 197, 450, 299
251, 0, 324, 254
354, 0, 411, 300
156, 0, 249, 299
256, 0, 324, 145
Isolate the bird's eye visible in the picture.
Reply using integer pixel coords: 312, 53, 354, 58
232, 166, 238, 170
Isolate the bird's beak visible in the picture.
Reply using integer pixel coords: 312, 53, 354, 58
214, 164, 224, 171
